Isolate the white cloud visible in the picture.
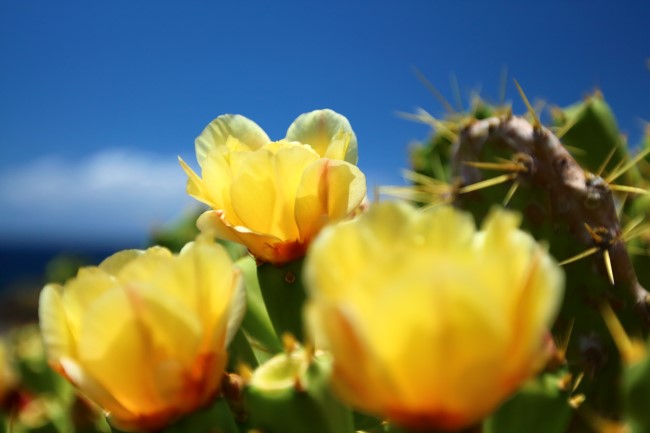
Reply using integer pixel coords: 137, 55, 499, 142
0, 149, 407, 247
0, 150, 199, 247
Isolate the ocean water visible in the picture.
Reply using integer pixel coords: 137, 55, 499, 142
0, 243, 124, 328
0, 240, 157, 332
0, 244, 122, 293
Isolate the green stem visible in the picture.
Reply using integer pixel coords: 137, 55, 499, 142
236, 256, 282, 354
256, 258, 307, 342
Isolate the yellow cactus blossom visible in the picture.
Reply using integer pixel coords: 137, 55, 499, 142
38, 237, 245, 432
179, 109, 366, 265
304, 201, 564, 431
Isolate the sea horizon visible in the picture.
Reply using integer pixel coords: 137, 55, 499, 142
0, 241, 145, 293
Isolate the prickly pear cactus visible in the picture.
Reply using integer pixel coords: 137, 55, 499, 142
405, 88, 650, 432
13, 93, 650, 433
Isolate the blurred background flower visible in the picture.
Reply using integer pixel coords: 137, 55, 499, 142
39, 238, 244, 431
304, 202, 564, 430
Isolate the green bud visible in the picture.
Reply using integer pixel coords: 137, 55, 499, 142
245, 349, 354, 433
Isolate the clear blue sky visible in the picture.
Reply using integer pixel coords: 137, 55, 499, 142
1, 1, 649, 248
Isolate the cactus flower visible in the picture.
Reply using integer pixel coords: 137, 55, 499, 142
179, 109, 366, 265
304, 201, 564, 430
38, 237, 245, 431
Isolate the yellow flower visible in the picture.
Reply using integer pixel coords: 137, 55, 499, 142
38, 237, 245, 431
179, 109, 366, 265
304, 201, 564, 430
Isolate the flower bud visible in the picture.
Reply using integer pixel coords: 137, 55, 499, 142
245, 347, 354, 433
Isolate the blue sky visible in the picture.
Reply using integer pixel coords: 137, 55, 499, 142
1, 1, 649, 248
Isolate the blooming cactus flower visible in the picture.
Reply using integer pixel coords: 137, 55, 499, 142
179, 109, 366, 265
304, 201, 564, 430
38, 237, 244, 431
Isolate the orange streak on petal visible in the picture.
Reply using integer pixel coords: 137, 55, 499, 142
318, 159, 331, 213
386, 407, 472, 432
266, 240, 308, 265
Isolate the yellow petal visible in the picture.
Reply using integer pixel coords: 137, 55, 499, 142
474, 209, 564, 373
78, 288, 163, 413
78, 284, 204, 414
133, 285, 203, 368
39, 284, 74, 362
113, 247, 174, 290
59, 358, 134, 422
286, 109, 358, 163
100, 246, 170, 278
229, 144, 319, 240
133, 286, 205, 408
323, 130, 353, 161
177, 238, 246, 348
61, 268, 119, 343
416, 205, 477, 254
305, 201, 415, 302
195, 114, 270, 166
196, 210, 287, 263
370, 266, 506, 413
179, 156, 220, 209
99, 249, 144, 275
295, 159, 366, 242
306, 303, 398, 414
